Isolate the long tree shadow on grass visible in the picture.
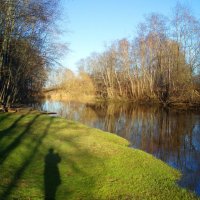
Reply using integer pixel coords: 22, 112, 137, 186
0, 112, 30, 140
0, 113, 11, 123
0, 116, 54, 200
44, 148, 61, 200
0, 113, 40, 165
0, 116, 103, 199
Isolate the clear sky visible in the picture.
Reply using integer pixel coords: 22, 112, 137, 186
58, 0, 200, 72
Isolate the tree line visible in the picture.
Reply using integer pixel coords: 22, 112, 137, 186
0, 0, 60, 110
45, 67, 95, 102
77, 4, 200, 104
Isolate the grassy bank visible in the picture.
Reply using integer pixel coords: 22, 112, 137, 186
0, 112, 198, 200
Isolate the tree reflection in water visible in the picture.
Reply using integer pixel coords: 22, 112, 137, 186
41, 100, 200, 196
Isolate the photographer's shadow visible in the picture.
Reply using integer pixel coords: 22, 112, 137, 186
44, 148, 61, 200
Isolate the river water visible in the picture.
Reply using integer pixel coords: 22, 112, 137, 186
37, 100, 200, 196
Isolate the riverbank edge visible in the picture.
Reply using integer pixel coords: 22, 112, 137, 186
43, 90, 200, 111
0, 109, 199, 199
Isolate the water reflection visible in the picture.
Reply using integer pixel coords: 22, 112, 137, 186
41, 100, 200, 196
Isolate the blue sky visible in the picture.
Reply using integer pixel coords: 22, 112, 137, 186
58, 0, 200, 72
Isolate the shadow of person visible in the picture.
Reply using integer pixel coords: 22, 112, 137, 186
44, 148, 61, 200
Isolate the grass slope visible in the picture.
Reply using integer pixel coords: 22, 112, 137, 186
0, 112, 198, 200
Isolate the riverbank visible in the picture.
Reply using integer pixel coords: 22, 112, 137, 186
44, 89, 96, 104
44, 89, 200, 111
0, 112, 198, 199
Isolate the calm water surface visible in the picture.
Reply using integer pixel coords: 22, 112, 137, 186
38, 100, 200, 196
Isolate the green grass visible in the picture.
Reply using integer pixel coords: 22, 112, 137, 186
0, 112, 198, 200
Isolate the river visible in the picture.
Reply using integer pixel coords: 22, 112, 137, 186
36, 100, 200, 196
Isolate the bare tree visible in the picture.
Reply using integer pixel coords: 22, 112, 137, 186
0, 0, 62, 109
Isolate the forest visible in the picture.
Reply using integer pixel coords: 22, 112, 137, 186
49, 4, 200, 106
1, 2, 200, 107
0, 0, 61, 110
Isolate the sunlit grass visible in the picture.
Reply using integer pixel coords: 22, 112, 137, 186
0, 113, 198, 200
